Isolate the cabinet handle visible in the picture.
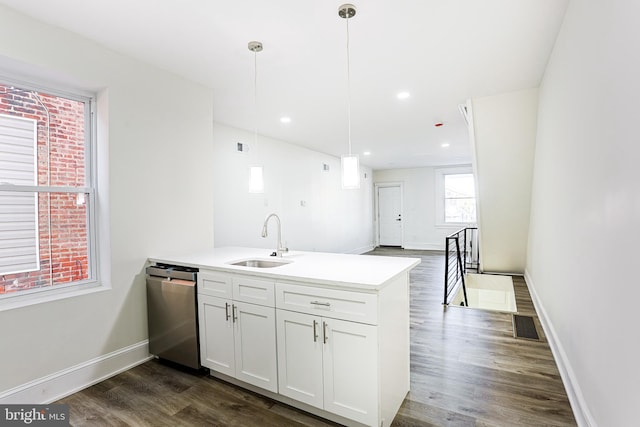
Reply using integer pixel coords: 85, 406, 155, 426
310, 301, 331, 307
225, 302, 230, 321
323, 321, 328, 344
232, 304, 238, 323
313, 320, 319, 342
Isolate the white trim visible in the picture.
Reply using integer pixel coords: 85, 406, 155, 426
524, 270, 595, 427
0, 282, 108, 312
403, 242, 445, 251
0, 341, 152, 404
345, 244, 376, 255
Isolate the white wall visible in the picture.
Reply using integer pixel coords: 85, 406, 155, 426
527, 0, 640, 425
0, 6, 214, 393
212, 123, 375, 254
373, 167, 466, 250
470, 89, 538, 273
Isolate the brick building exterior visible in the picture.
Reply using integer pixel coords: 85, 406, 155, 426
0, 83, 89, 294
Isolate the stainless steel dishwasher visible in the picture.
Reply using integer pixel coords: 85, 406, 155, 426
146, 263, 200, 369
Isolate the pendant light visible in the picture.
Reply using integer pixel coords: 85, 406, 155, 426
248, 40, 265, 193
339, 4, 360, 189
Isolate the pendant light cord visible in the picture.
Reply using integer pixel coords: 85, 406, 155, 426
346, 14, 352, 156
254, 49, 258, 150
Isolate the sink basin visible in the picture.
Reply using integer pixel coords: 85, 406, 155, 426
230, 259, 291, 268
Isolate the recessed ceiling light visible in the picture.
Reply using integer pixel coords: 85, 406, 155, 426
396, 92, 410, 99
441, 143, 450, 148
363, 151, 371, 156
280, 116, 291, 123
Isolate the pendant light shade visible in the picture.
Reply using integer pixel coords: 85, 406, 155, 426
341, 154, 360, 189
249, 166, 264, 193
339, 4, 360, 189
248, 40, 264, 193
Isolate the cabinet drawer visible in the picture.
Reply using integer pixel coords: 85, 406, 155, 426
198, 271, 232, 298
233, 276, 275, 307
275, 283, 377, 324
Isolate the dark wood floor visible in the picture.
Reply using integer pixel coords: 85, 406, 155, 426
58, 248, 576, 426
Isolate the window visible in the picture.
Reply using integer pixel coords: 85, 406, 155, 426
444, 173, 476, 223
436, 167, 477, 225
0, 81, 96, 300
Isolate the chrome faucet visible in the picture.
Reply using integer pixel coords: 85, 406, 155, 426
261, 213, 288, 257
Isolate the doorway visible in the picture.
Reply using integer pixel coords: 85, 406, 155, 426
376, 183, 403, 247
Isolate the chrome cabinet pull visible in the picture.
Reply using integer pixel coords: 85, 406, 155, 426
313, 320, 319, 342
323, 321, 328, 344
225, 302, 230, 321
232, 304, 238, 323
310, 301, 331, 307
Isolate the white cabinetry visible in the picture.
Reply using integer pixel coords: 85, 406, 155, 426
198, 271, 277, 393
276, 309, 378, 425
197, 268, 411, 427
275, 282, 382, 426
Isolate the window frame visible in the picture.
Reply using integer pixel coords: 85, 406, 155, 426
435, 166, 477, 227
0, 75, 103, 310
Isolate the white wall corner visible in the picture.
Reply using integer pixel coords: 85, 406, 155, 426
0, 341, 152, 404
346, 244, 376, 255
524, 270, 596, 427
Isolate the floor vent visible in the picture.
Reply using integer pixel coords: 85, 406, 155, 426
513, 315, 540, 340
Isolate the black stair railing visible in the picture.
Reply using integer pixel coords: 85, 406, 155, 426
443, 227, 479, 306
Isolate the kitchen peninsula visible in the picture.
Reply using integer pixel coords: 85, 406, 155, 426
149, 247, 420, 427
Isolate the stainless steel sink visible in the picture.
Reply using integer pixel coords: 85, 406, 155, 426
230, 259, 291, 268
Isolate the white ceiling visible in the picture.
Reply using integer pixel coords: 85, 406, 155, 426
0, 0, 568, 170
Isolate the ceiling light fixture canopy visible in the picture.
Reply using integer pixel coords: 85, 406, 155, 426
339, 3, 360, 190
248, 40, 264, 193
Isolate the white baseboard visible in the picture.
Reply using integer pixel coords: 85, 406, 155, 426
348, 244, 376, 254
402, 243, 444, 251
0, 340, 152, 404
524, 270, 595, 427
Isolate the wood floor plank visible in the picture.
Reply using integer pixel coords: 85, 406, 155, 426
57, 248, 576, 426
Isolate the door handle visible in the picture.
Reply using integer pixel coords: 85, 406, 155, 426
310, 301, 331, 307
313, 320, 319, 342
395, 218, 402, 221
323, 321, 328, 344
232, 304, 238, 323
225, 302, 230, 321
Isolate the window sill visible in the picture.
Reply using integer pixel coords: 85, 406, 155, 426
0, 282, 109, 312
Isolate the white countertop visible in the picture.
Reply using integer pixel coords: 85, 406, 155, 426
149, 247, 420, 291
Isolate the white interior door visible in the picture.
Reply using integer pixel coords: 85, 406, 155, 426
378, 185, 402, 246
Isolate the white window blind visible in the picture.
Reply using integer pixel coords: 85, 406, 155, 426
0, 114, 39, 275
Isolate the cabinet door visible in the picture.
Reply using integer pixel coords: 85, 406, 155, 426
323, 318, 378, 426
198, 295, 235, 376
233, 301, 278, 392
276, 310, 324, 409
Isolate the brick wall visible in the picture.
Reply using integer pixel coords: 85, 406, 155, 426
0, 84, 89, 294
